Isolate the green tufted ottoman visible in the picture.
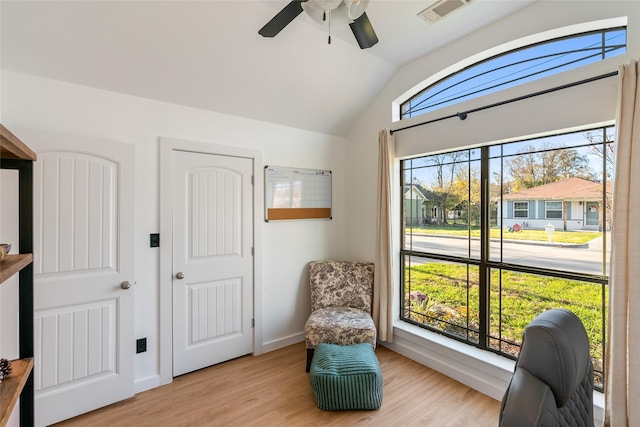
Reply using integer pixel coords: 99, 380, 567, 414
309, 343, 383, 411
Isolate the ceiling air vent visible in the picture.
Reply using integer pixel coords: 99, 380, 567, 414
418, 0, 473, 24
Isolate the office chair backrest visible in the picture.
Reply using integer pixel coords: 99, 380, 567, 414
500, 308, 594, 427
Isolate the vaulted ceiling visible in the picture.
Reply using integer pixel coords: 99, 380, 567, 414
1, 0, 538, 136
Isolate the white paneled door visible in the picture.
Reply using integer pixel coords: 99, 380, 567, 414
32, 142, 134, 426
172, 150, 254, 376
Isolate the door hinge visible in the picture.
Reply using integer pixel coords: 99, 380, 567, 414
251, 175, 254, 185
251, 247, 254, 256
251, 318, 255, 328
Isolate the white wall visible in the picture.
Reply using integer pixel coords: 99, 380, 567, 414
343, 0, 640, 422
0, 70, 347, 391
0, 170, 19, 360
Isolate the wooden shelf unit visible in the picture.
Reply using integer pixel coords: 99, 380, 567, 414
0, 125, 36, 161
0, 124, 35, 427
0, 358, 34, 427
0, 255, 33, 285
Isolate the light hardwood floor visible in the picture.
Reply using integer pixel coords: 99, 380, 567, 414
54, 342, 500, 426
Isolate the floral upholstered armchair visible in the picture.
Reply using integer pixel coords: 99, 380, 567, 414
304, 261, 377, 371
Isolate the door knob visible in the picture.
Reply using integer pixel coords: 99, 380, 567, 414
176, 272, 185, 280
121, 281, 132, 290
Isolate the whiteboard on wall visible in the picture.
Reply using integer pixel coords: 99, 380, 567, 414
264, 165, 332, 221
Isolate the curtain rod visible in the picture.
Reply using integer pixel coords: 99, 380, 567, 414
389, 70, 619, 135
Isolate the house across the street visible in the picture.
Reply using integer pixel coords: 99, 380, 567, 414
496, 177, 610, 231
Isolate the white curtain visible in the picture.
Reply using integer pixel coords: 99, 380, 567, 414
605, 58, 640, 427
373, 129, 394, 342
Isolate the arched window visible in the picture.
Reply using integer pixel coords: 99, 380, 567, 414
399, 25, 626, 120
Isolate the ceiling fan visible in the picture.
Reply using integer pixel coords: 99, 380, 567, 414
259, 0, 379, 49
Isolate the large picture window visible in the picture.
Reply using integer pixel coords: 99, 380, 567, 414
401, 125, 613, 390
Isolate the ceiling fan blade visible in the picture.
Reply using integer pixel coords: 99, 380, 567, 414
349, 12, 378, 49
259, 1, 306, 38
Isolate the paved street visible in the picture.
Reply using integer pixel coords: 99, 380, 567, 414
406, 233, 611, 275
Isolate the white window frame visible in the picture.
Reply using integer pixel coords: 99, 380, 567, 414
545, 201, 563, 219
513, 201, 529, 218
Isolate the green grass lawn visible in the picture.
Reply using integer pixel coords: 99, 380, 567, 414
406, 225, 601, 244
405, 262, 606, 387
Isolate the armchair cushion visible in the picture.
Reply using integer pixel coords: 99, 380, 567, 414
305, 307, 377, 349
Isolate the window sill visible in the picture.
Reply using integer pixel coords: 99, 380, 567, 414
383, 320, 604, 426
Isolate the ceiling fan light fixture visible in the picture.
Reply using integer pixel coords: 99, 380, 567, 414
302, 1, 353, 27
344, 0, 369, 20
314, 0, 343, 10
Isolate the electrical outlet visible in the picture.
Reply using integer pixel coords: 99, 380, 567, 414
150, 233, 160, 248
136, 338, 147, 354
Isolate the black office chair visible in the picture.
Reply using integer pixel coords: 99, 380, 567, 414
499, 308, 594, 427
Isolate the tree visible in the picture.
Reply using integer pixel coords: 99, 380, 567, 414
450, 165, 481, 226
506, 142, 594, 190
429, 152, 466, 225
583, 130, 615, 180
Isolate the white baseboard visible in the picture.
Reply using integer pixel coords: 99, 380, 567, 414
260, 332, 305, 353
134, 374, 161, 394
